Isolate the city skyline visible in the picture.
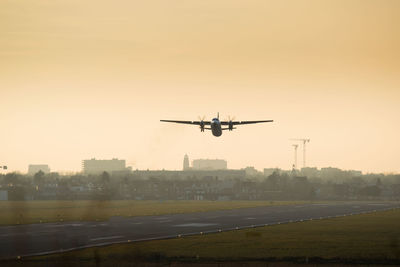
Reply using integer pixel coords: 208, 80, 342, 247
1, 0, 399, 174
2, 154, 372, 175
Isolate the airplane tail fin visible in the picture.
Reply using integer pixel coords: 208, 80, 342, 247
217, 112, 219, 119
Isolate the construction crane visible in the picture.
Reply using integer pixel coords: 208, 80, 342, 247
290, 138, 310, 168
292, 144, 298, 170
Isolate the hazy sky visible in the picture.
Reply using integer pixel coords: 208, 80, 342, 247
1, 0, 399, 174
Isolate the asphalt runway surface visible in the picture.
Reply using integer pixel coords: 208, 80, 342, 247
1, 201, 399, 259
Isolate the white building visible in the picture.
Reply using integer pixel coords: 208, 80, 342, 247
82, 158, 127, 174
192, 159, 227, 170
28, 165, 50, 175
183, 154, 190, 170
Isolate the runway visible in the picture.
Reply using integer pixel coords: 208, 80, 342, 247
0, 201, 398, 259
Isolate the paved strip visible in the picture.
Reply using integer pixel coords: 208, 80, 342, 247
90, 235, 124, 241
0, 201, 398, 259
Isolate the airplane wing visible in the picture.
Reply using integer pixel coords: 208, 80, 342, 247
160, 120, 211, 125
220, 120, 273, 125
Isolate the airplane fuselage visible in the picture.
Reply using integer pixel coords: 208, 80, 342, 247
211, 118, 222, 137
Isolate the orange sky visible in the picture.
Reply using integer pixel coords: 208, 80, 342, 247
1, 0, 399, 173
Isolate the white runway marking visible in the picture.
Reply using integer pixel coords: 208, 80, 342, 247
45, 223, 83, 228
174, 223, 218, 227
90, 235, 124, 241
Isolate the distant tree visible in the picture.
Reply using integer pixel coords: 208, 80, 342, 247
34, 170, 45, 186
96, 171, 114, 200
359, 186, 381, 197
267, 171, 280, 190
279, 173, 290, 189
100, 171, 110, 185
57, 179, 73, 200
3, 172, 19, 185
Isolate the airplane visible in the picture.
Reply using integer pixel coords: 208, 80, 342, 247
160, 113, 273, 137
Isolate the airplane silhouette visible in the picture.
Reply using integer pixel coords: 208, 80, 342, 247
161, 113, 273, 137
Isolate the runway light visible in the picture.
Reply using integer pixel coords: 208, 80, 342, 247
17, 256, 21, 260
200, 232, 203, 235
236, 227, 239, 230
218, 229, 221, 232
178, 234, 181, 238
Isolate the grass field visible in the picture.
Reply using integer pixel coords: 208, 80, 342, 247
0, 200, 303, 225
26, 208, 400, 265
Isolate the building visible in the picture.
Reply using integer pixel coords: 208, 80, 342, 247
244, 166, 260, 176
349, 170, 362, 177
192, 159, 227, 170
183, 154, 190, 170
264, 168, 280, 177
82, 158, 127, 174
28, 165, 50, 175
300, 167, 320, 178
132, 169, 245, 180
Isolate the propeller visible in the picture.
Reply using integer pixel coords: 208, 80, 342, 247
198, 115, 206, 132
227, 115, 236, 121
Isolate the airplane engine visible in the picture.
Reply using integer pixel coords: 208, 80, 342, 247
228, 121, 234, 131
200, 121, 205, 132
227, 116, 235, 131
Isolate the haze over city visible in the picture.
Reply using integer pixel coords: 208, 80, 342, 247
1, 0, 399, 173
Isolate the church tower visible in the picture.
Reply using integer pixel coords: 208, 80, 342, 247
183, 154, 189, 170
